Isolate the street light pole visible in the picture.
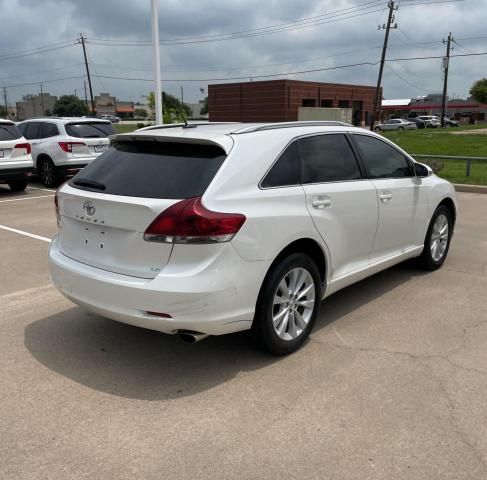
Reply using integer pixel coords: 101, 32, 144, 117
151, 0, 163, 124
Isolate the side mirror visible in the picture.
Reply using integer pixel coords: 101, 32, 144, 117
414, 162, 433, 178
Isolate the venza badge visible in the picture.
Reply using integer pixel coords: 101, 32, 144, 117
83, 201, 96, 216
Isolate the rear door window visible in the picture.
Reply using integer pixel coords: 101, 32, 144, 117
41, 122, 59, 138
71, 140, 226, 199
300, 134, 362, 184
0, 123, 22, 141
65, 122, 116, 138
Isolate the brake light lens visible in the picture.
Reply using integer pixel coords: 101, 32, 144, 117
54, 190, 60, 226
14, 143, 31, 155
58, 141, 86, 153
144, 197, 246, 244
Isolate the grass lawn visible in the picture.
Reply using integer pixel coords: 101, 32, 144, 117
114, 124, 141, 134
381, 125, 487, 185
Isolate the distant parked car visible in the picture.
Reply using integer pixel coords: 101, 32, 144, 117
0, 119, 33, 192
416, 116, 441, 128
407, 117, 427, 129
99, 114, 121, 124
443, 117, 459, 127
17, 117, 116, 187
374, 118, 417, 132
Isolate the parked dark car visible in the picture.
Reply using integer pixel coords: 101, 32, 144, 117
407, 117, 426, 129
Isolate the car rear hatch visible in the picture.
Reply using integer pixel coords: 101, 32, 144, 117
57, 138, 227, 279
0, 123, 29, 164
65, 121, 116, 161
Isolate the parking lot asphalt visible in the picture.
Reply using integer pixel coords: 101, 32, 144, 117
1, 185, 486, 480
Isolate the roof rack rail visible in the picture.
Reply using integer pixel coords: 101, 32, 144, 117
231, 121, 352, 134
138, 121, 240, 132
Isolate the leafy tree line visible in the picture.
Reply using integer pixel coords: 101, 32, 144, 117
470, 78, 487, 104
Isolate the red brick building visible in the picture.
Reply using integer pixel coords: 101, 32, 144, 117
208, 79, 378, 126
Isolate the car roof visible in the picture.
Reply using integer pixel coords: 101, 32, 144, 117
114, 121, 369, 155
0, 118, 15, 125
19, 117, 112, 124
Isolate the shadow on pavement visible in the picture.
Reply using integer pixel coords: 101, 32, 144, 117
24, 262, 427, 401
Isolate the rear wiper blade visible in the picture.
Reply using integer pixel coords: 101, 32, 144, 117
73, 178, 106, 190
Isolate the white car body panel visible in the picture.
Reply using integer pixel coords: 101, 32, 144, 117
48, 122, 457, 336
0, 120, 33, 180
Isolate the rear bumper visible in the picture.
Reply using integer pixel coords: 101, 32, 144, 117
48, 236, 271, 336
0, 166, 32, 181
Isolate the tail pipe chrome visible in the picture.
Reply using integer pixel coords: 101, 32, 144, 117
178, 331, 210, 344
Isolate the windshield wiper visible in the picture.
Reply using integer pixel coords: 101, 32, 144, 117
73, 178, 106, 190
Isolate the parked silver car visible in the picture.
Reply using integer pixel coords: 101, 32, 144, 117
374, 119, 417, 132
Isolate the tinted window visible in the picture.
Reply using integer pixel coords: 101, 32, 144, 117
41, 123, 59, 138
0, 123, 22, 141
71, 141, 226, 199
300, 134, 362, 184
353, 135, 413, 179
65, 122, 116, 138
24, 122, 41, 140
261, 141, 300, 188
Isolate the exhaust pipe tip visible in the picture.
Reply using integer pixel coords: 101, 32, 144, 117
178, 331, 210, 344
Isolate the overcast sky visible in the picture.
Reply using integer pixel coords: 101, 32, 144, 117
0, 0, 485, 106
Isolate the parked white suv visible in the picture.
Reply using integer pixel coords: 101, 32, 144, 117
0, 119, 33, 192
17, 118, 116, 187
49, 121, 457, 354
416, 115, 441, 128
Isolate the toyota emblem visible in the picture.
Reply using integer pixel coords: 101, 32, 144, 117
83, 201, 96, 216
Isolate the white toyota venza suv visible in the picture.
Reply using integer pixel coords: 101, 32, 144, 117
49, 122, 457, 354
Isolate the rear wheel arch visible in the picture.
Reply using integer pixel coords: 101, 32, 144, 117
36, 153, 53, 169
263, 238, 328, 288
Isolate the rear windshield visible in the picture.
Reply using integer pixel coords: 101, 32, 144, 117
0, 123, 22, 141
65, 122, 116, 138
70, 141, 226, 199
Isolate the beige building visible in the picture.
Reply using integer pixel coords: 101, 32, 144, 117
92, 93, 135, 118
16, 93, 57, 120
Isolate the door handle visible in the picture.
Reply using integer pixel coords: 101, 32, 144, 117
312, 197, 332, 209
378, 191, 392, 202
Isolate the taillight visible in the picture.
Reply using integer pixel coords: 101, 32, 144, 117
58, 141, 86, 153
54, 190, 60, 226
14, 143, 31, 155
144, 197, 246, 244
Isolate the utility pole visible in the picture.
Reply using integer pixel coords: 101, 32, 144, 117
180, 86, 184, 106
440, 33, 453, 127
370, 0, 398, 131
40, 83, 45, 116
77, 34, 95, 116
151, 0, 163, 124
84, 80, 89, 113
2, 87, 8, 119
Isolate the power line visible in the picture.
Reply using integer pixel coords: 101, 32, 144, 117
91, 1, 385, 45
2, 75, 85, 89
0, 42, 75, 63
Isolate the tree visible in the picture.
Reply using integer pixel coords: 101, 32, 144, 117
469, 78, 487, 104
200, 97, 208, 115
147, 91, 191, 121
53, 95, 87, 117
134, 108, 147, 118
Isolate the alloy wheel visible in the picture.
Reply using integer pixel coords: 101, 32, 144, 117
430, 214, 449, 262
272, 267, 316, 341
41, 161, 54, 186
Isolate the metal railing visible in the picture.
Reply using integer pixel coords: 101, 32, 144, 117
412, 154, 487, 177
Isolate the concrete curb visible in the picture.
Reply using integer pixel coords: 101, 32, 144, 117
454, 183, 487, 194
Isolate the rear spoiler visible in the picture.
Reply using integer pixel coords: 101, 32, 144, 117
109, 133, 234, 155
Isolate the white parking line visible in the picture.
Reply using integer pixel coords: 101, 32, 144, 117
27, 186, 56, 193
0, 194, 54, 203
0, 224, 51, 243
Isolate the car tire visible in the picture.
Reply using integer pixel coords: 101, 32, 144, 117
8, 179, 28, 192
398, 126, 405, 131
251, 252, 322, 355
39, 157, 58, 188
418, 205, 452, 271
374, 127, 382, 132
